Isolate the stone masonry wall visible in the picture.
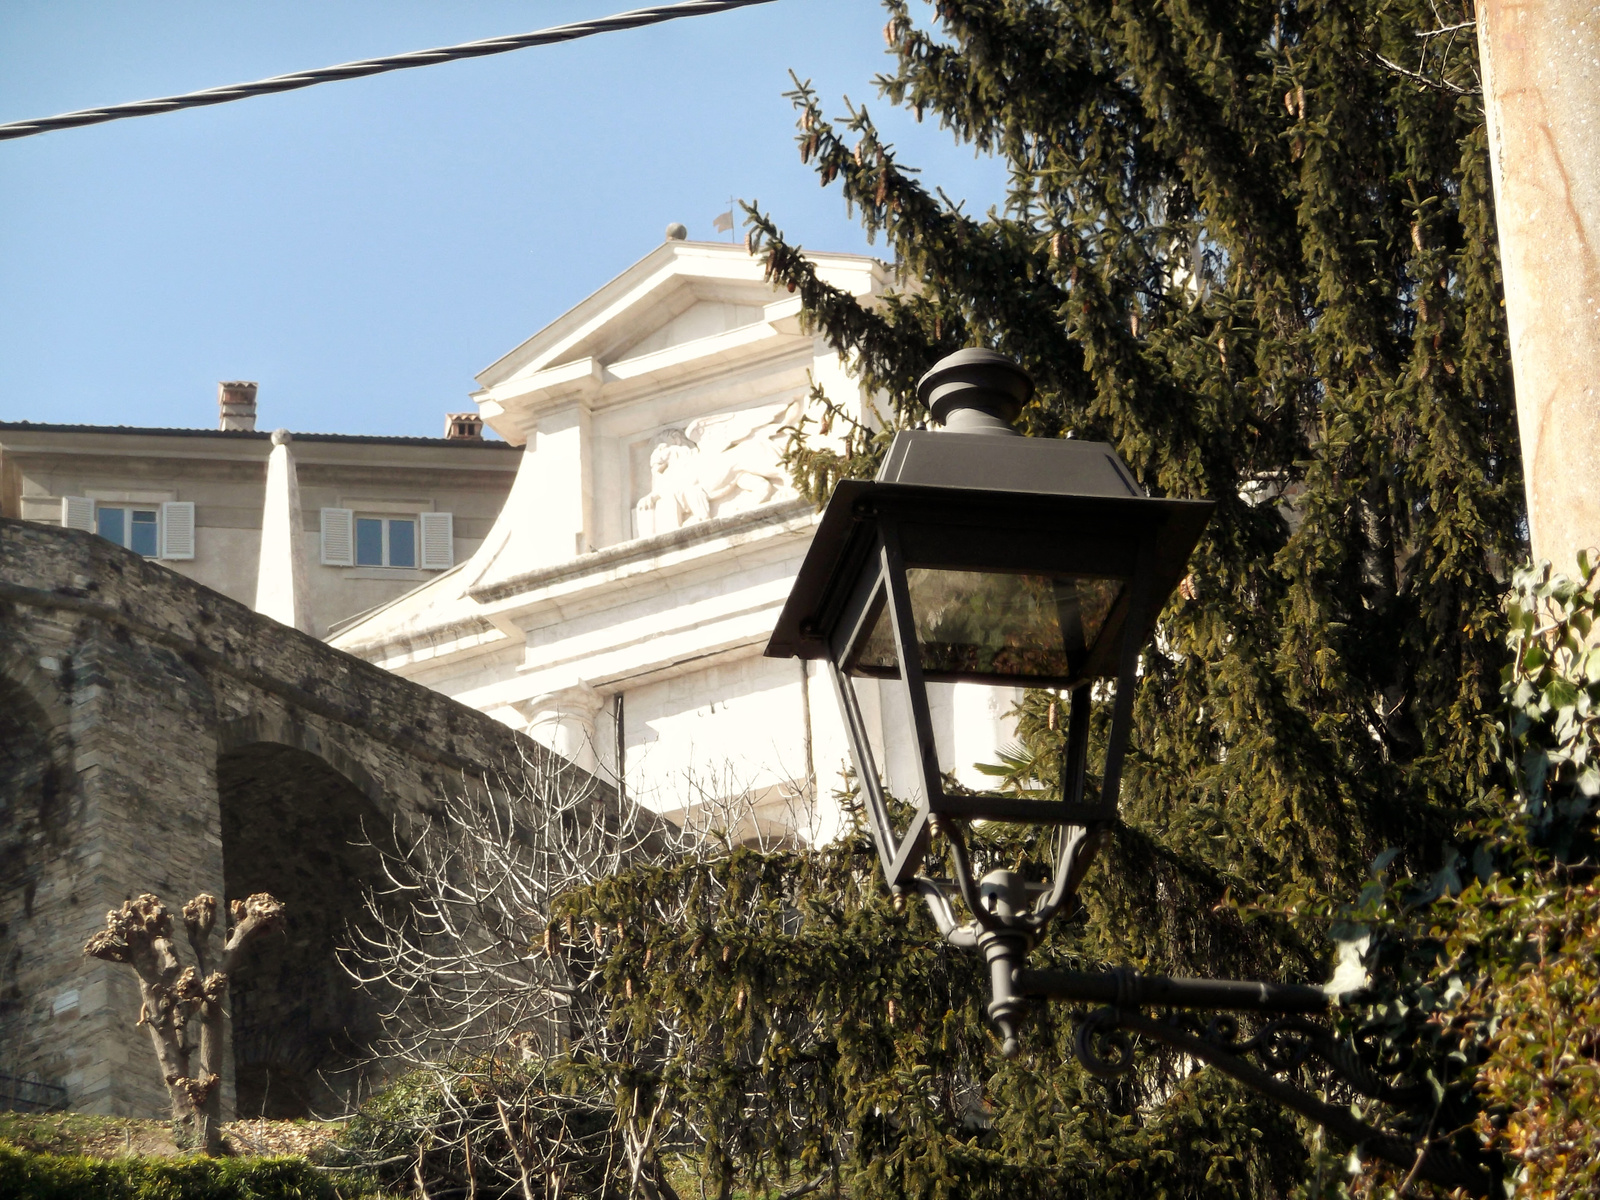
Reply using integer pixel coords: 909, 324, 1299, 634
0, 518, 600, 1117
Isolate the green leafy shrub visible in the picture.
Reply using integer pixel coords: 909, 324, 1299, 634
1443, 558, 1600, 1197
1312, 556, 1600, 1196
0, 1142, 344, 1200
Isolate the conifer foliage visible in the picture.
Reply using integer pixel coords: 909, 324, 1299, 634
757, 0, 1518, 896
560, 2, 1525, 1197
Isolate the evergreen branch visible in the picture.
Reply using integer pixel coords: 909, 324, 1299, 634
1372, 52, 1482, 95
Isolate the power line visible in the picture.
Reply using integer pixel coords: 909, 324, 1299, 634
0, 0, 778, 143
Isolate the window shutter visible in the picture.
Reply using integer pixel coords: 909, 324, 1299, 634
61, 496, 95, 531
420, 511, 454, 570
321, 508, 354, 566
160, 501, 195, 560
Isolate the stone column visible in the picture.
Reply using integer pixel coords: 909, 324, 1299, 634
254, 429, 311, 634
520, 682, 606, 775
1478, 2, 1600, 574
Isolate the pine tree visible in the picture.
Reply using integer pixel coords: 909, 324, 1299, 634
558, 2, 1522, 1196
757, 0, 1518, 898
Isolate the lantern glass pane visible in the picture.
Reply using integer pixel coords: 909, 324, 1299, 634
847, 569, 1123, 683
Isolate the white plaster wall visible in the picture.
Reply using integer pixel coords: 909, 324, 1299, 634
589, 359, 815, 551
527, 406, 593, 562
619, 653, 813, 814
851, 678, 1025, 806
622, 302, 764, 359
329, 244, 1041, 848
602, 653, 1022, 846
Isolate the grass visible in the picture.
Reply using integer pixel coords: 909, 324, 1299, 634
0, 1140, 359, 1200
0, 1111, 177, 1159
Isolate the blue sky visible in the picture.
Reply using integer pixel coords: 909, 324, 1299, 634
0, 1, 1007, 436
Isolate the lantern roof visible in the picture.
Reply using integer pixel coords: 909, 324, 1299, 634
766, 431, 1213, 664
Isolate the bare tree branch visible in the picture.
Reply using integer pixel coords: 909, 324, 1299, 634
336, 742, 816, 1196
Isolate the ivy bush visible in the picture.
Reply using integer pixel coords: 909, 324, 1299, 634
1332, 557, 1600, 1197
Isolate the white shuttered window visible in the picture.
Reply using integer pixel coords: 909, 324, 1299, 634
420, 511, 454, 570
61, 496, 95, 531
160, 501, 195, 560
320, 508, 354, 566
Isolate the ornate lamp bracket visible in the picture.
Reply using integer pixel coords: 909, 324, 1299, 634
912, 830, 1498, 1198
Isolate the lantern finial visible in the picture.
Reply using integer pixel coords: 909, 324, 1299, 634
917, 348, 1034, 435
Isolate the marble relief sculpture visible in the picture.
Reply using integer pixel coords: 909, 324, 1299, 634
633, 395, 802, 537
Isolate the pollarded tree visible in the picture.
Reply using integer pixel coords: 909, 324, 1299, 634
85, 892, 284, 1156
559, 2, 1523, 1197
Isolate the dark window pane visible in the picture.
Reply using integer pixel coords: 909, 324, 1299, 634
848, 569, 1123, 685
388, 520, 415, 568
96, 507, 125, 545
130, 510, 159, 557
355, 518, 384, 566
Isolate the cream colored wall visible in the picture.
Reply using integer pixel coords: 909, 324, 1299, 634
0, 435, 518, 637
5, 442, 270, 606
294, 453, 517, 635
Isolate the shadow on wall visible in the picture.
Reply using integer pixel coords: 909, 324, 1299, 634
0, 671, 76, 1092
216, 741, 394, 1120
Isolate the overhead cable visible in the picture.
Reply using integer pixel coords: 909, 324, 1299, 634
0, 0, 778, 143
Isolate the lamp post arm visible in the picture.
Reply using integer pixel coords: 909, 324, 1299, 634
935, 818, 1005, 934
910, 877, 979, 949
1028, 823, 1108, 927
1017, 967, 1329, 1014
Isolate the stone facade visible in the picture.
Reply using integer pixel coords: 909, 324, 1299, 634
331, 238, 1022, 838
0, 518, 597, 1118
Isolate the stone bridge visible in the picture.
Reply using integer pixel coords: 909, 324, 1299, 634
0, 518, 600, 1118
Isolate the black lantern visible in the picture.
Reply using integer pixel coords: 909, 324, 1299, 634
760, 351, 1497, 1195
766, 348, 1210, 1053
768, 349, 1211, 888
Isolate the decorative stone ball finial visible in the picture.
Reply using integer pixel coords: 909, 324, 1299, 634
270, 427, 292, 446
665, 222, 688, 241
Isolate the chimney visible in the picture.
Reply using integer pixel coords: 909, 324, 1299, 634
444, 412, 484, 441
219, 381, 258, 431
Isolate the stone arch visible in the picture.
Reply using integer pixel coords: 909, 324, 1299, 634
215, 718, 396, 1118
0, 651, 79, 1086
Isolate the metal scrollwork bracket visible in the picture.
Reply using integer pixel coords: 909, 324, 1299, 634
912, 827, 1498, 1196
1054, 992, 1495, 1197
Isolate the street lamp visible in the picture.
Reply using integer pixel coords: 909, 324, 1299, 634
768, 347, 1213, 1053
764, 349, 1494, 1195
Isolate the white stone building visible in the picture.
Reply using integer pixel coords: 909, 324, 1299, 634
330, 236, 1019, 838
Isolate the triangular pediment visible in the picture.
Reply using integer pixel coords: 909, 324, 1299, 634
611, 299, 768, 363
477, 242, 795, 391
471, 241, 888, 445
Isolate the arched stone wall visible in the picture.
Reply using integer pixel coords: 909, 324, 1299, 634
217, 740, 391, 1118
0, 518, 603, 1116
